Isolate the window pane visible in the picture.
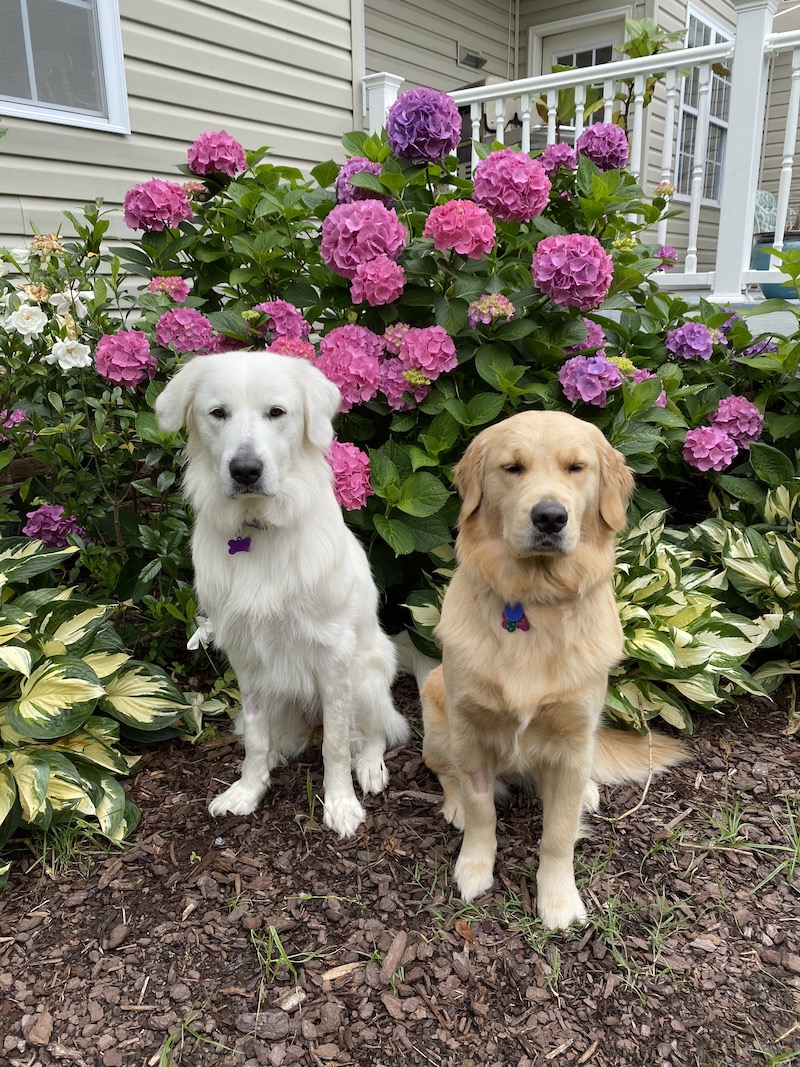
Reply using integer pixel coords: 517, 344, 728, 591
0, 2, 32, 99
27, 0, 104, 113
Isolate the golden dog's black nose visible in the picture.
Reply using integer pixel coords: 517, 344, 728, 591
530, 501, 568, 534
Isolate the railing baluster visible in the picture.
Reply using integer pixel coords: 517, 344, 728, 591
657, 68, 679, 248
547, 88, 558, 144
574, 84, 587, 142
685, 62, 713, 274
603, 79, 614, 122
493, 97, 507, 145
628, 73, 646, 180
470, 102, 481, 175
520, 93, 531, 154
772, 45, 800, 259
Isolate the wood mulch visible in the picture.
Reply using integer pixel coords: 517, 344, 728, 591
1, 680, 798, 1067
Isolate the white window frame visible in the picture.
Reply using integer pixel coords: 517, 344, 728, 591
0, 0, 130, 134
674, 6, 732, 207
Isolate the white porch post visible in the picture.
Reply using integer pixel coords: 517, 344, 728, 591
711, 0, 779, 302
363, 73, 404, 133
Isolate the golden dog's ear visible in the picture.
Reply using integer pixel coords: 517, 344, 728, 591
297, 359, 341, 450
154, 357, 205, 433
599, 443, 634, 531
453, 436, 486, 521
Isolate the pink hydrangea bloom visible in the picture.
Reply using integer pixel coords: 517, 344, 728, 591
123, 179, 193, 232
267, 337, 316, 361
2, 409, 28, 430
320, 201, 407, 279
629, 367, 667, 407
350, 256, 407, 306
398, 326, 458, 380
317, 325, 383, 412
379, 359, 432, 411
155, 308, 215, 353
147, 276, 190, 302
539, 142, 578, 176
335, 157, 389, 204
473, 148, 552, 222
709, 395, 763, 446
95, 330, 157, 388
657, 245, 678, 269
467, 294, 515, 330
326, 440, 374, 510
683, 426, 738, 472
563, 318, 605, 354
559, 354, 623, 407
206, 333, 245, 353
666, 322, 713, 361
253, 299, 310, 340
532, 233, 613, 310
386, 87, 462, 164
423, 200, 496, 258
187, 130, 247, 178
383, 323, 412, 355
23, 504, 85, 548
576, 122, 629, 171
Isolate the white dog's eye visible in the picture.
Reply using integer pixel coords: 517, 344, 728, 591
267, 406, 286, 419
209, 407, 228, 420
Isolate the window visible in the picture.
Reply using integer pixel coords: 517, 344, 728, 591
0, 0, 129, 133
675, 10, 731, 202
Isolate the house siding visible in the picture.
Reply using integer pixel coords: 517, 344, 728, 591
0, 0, 357, 245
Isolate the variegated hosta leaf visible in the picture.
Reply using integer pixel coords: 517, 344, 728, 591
14, 586, 75, 615
0, 859, 10, 891
615, 679, 694, 732
625, 629, 678, 668
7, 656, 104, 740
56, 723, 138, 776
102, 661, 187, 731
0, 644, 32, 677
0, 539, 79, 584
35, 751, 92, 817
37, 602, 111, 657
11, 751, 51, 823
670, 673, 724, 706
78, 765, 140, 841
0, 765, 18, 829
0, 604, 33, 647
82, 651, 130, 681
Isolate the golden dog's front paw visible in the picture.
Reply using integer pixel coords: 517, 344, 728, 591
454, 852, 495, 902
536, 879, 587, 930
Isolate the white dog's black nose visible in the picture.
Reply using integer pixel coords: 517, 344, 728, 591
229, 455, 263, 487
530, 501, 568, 534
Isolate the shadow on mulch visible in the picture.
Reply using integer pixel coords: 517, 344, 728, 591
1, 679, 798, 1067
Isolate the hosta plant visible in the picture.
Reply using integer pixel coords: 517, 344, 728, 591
0, 538, 188, 887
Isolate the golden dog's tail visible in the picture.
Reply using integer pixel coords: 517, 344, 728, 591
592, 725, 688, 785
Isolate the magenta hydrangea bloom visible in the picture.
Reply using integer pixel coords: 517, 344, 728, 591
563, 318, 605, 354
683, 426, 738, 472
335, 157, 389, 204
95, 330, 157, 388
539, 142, 578, 176
576, 122, 629, 171
666, 322, 713, 361
206, 333, 246, 353
187, 130, 246, 178
350, 255, 406, 307
383, 323, 412, 355
657, 245, 678, 270
423, 200, 496, 258
23, 504, 85, 548
253, 299, 310, 340
629, 367, 667, 407
399, 326, 458, 381
320, 201, 407, 279
147, 276, 190, 302
155, 308, 215, 353
386, 87, 462, 164
709, 395, 763, 446
317, 325, 383, 412
267, 337, 316, 361
559, 354, 623, 407
473, 148, 552, 222
2, 409, 28, 430
467, 294, 515, 330
123, 179, 193, 232
532, 233, 613, 310
379, 358, 432, 410
326, 439, 374, 510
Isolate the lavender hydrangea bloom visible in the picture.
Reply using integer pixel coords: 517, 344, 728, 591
386, 88, 462, 164
539, 142, 578, 176
559, 355, 623, 407
23, 504, 85, 547
683, 426, 738, 472
576, 123, 630, 171
666, 322, 714, 361
563, 318, 605, 354
334, 157, 390, 204
709, 395, 764, 446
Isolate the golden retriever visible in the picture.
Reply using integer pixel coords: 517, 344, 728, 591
421, 410, 686, 928
155, 352, 409, 837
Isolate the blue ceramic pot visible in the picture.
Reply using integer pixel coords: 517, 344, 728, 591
751, 231, 800, 299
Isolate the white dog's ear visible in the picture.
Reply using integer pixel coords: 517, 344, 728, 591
154, 358, 204, 433
299, 360, 341, 449
599, 442, 634, 531
454, 435, 486, 521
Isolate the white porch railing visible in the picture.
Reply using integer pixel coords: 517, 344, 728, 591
364, 0, 800, 304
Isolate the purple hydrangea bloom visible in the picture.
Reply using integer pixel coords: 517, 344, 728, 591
386, 88, 462, 164
740, 338, 779, 357
683, 426, 738, 472
657, 245, 678, 270
532, 233, 613, 310
253, 299, 310, 340
666, 322, 714, 361
576, 122, 630, 171
709, 395, 764, 446
559, 354, 623, 407
23, 504, 85, 547
334, 157, 390, 204
563, 318, 605, 354
539, 142, 578, 176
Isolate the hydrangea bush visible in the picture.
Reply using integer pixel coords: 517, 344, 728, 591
3, 114, 800, 732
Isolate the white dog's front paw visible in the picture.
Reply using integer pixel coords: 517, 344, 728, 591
323, 793, 366, 837
208, 779, 266, 818
536, 878, 587, 930
355, 751, 389, 796
454, 852, 495, 902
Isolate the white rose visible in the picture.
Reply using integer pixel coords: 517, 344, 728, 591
45, 339, 93, 371
7, 304, 48, 340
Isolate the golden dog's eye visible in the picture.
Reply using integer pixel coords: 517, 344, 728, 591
567, 462, 585, 473
209, 407, 227, 420
503, 462, 524, 475
268, 406, 286, 419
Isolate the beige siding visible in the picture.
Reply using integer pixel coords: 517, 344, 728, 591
0, 0, 357, 246
364, 0, 514, 92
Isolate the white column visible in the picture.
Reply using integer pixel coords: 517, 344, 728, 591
363, 73, 405, 133
711, 0, 779, 302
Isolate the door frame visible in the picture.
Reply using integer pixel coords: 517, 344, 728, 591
527, 5, 636, 77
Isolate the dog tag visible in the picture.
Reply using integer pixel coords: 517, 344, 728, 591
502, 602, 530, 632
228, 536, 252, 554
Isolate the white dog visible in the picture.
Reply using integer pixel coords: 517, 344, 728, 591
155, 351, 409, 837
